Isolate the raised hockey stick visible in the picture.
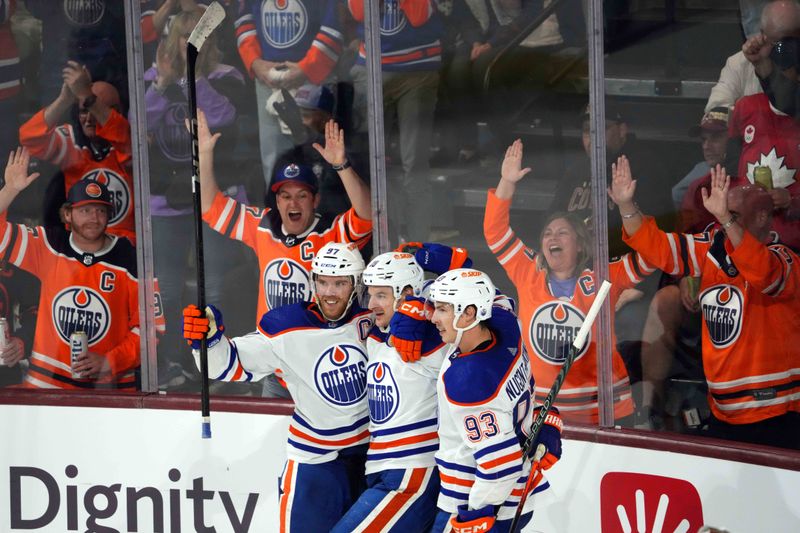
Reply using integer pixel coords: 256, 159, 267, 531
508, 280, 612, 533
186, 1, 226, 439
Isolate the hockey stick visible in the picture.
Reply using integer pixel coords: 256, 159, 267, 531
508, 280, 612, 533
186, 1, 226, 439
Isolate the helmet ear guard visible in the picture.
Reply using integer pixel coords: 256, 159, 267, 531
310, 242, 366, 321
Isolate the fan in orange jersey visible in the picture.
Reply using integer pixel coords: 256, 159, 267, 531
197, 111, 371, 397
19, 61, 136, 243
484, 140, 655, 424
0, 147, 164, 390
611, 157, 800, 449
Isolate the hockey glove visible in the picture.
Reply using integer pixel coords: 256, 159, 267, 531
449, 504, 496, 533
395, 242, 472, 275
182, 304, 225, 350
526, 406, 563, 470
389, 296, 431, 362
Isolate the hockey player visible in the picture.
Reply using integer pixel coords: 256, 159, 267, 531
183, 242, 373, 532
20, 61, 136, 243
332, 244, 471, 532
0, 147, 163, 389
427, 268, 562, 533
610, 156, 800, 448
197, 110, 371, 396
484, 140, 655, 424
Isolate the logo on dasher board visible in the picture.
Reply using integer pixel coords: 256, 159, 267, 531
314, 344, 368, 406
52, 287, 110, 345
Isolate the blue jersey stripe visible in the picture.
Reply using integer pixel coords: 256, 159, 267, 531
292, 413, 370, 435
474, 436, 519, 459
501, 481, 551, 506
366, 444, 439, 461
475, 464, 522, 480
287, 439, 334, 455
369, 417, 438, 437
435, 458, 476, 474
439, 487, 470, 501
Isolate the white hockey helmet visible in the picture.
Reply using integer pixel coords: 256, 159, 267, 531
311, 242, 365, 321
362, 252, 424, 300
428, 268, 495, 343
311, 242, 365, 278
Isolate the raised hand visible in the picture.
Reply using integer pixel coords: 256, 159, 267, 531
500, 139, 532, 184
62, 61, 93, 100
313, 120, 347, 167
700, 164, 731, 222
4, 147, 40, 193
194, 110, 221, 155
608, 155, 637, 207
742, 33, 772, 66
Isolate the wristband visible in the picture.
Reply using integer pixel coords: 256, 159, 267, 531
721, 214, 738, 229
332, 159, 351, 171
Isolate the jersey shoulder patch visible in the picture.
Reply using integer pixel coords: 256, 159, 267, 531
443, 341, 517, 405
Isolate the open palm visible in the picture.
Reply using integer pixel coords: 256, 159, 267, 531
608, 155, 637, 206
313, 120, 346, 166
501, 139, 532, 183
4, 147, 40, 193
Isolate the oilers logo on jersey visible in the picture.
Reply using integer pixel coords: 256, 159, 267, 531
314, 344, 368, 406
264, 259, 310, 309
530, 301, 589, 364
367, 362, 399, 424
381, 0, 408, 36
81, 169, 130, 226
261, 0, 308, 49
52, 287, 111, 345
154, 102, 191, 163
64, 0, 105, 27
700, 285, 743, 348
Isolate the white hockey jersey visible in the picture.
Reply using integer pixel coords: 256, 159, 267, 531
435, 307, 549, 518
198, 302, 374, 464
365, 325, 447, 475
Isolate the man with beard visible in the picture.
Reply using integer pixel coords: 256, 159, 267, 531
0, 147, 163, 389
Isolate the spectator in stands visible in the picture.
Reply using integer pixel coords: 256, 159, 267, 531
636, 108, 732, 431
0, 0, 21, 160
140, 0, 202, 67
348, 0, 442, 242
0, 262, 39, 388
272, 84, 361, 221
196, 110, 372, 398
611, 156, 800, 449
672, 108, 730, 211
742, 0, 800, 118
232, 0, 344, 189
20, 61, 137, 244
144, 6, 249, 389
705, 0, 799, 112
26, 0, 128, 107
552, 102, 674, 380
484, 139, 656, 424
0, 147, 164, 390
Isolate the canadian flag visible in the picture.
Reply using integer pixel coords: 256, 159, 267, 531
600, 472, 704, 533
